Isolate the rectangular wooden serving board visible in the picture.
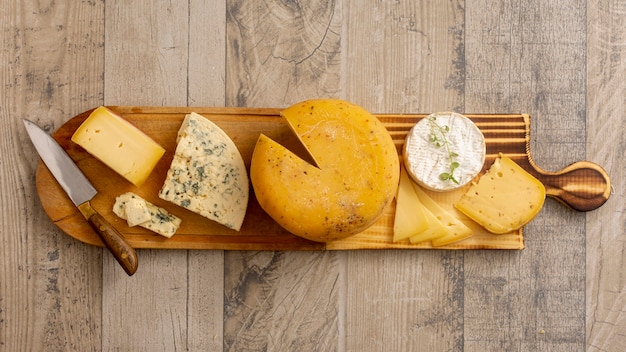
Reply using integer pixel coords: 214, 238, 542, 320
35, 106, 551, 250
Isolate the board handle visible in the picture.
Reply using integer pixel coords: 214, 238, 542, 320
530, 160, 611, 212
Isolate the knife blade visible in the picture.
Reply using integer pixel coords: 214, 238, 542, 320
23, 119, 138, 276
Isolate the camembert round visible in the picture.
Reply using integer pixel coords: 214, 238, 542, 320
250, 99, 400, 242
403, 112, 485, 192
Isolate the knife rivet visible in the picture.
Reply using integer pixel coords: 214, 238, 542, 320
121, 253, 128, 259
99, 225, 106, 231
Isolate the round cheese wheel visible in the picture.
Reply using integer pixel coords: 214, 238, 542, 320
250, 99, 400, 242
403, 112, 485, 192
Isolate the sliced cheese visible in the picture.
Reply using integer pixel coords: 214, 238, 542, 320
125, 197, 152, 227
455, 153, 546, 234
159, 112, 249, 231
404, 112, 485, 192
71, 106, 165, 187
113, 192, 181, 238
250, 99, 400, 242
411, 183, 473, 246
408, 204, 447, 244
393, 166, 428, 242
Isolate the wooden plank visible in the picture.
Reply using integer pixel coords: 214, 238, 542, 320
0, 0, 105, 351
102, 1, 194, 351
464, 0, 587, 350
37, 109, 611, 250
586, 0, 626, 350
343, 1, 465, 350
186, 1, 227, 351
223, 0, 343, 349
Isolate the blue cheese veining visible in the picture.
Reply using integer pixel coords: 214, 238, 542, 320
113, 192, 181, 238
158, 112, 249, 231
403, 112, 486, 192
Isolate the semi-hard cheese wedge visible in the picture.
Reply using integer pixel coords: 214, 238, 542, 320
250, 99, 400, 242
404, 112, 485, 192
71, 106, 165, 187
393, 166, 428, 242
411, 183, 473, 246
113, 192, 181, 238
455, 153, 546, 234
159, 112, 249, 231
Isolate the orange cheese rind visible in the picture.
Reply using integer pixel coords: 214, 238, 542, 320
250, 99, 400, 242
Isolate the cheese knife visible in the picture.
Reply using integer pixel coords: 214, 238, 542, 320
23, 119, 138, 276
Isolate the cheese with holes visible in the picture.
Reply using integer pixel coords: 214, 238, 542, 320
250, 99, 400, 242
393, 167, 428, 242
455, 153, 546, 234
113, 192, 181, 238
71, 106, 165, 187
159, 112, 249, 231
412, 183, 473, 246
404, 112, 485, 192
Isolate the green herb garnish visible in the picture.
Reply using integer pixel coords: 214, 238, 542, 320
427, 114, 460, 184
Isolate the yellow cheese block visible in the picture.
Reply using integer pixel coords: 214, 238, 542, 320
393, 166, 428, 242
250, 99, 400, 242
411, 183, 473, 246
455, 153, 546, 234
71, 106, 165, 187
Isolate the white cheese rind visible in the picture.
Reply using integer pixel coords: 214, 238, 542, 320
403, 112, 485, 192
159, 112, 249, 231
113, 192, 181, 238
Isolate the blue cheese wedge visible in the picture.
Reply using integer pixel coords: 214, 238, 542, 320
113, 192, 181, 238
403, 112, 486, 192
158, 112, 249, 231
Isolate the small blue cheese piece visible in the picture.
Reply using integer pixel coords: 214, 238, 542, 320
125, 197, 151, 227
113, 192, 181, 238
158, 112, 249, 231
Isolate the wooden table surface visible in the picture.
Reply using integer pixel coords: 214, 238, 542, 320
2, 1, 624, 351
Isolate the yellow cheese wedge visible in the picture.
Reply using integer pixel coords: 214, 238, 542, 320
411, 183, 473, 246
71, 106, 165, 187
408, 203, 447, 244
393, 166, 428, 242
454, 153, 546, 234
250, 99, 400, 242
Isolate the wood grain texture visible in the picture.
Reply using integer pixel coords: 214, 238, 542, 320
102, 1, 225, 351
4, 0, 625, 351
464, 0, 587, 350
342, 1, 466, 350
38, 109, 611, 251
224, 0, 343, 349
1, 1, 104, 351
586, 0, 626, 350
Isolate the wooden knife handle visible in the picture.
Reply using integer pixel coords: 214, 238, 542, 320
531, 160, 611, 212
78, 202, 138, 275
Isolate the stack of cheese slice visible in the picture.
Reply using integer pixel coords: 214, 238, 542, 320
159, 112, 249, 231
393, 166, 473, 246
250, 99, 400, 242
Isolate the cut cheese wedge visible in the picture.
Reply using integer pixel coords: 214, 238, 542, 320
455, 153, 546, 234
393, 166, 428, 242
159, 113, 249, 231
71, 106, 165, 187
411, 183, 473, 246
113, 192, 181, 238
250, 99, 400, 242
